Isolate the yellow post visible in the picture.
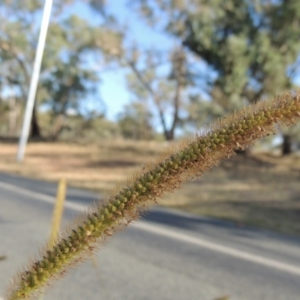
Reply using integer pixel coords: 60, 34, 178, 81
48, 178, 67, 248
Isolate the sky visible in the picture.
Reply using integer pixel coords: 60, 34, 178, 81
70, 0, 175, 121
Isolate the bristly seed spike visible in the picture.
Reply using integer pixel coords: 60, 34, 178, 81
6, 91, 300, 300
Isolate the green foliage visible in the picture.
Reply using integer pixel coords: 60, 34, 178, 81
0, 0, 122, 138
133, 0, 300, 151
6, 92, 300, 299
38, 111, 119, 141
117, 101, 155, 140
182, 1, 300, 102
123, 47, 192, 140
134, 0, 300, 106
88, 2, 193, 141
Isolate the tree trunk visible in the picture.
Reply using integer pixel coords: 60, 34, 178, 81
164, 130, 174, 141
8, 97, 20, 136
282, 134, 292, 156
30, 103, 41, 138
165, 48, 185, 142
51, 114, 65, 139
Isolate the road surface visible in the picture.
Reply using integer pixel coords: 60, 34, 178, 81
1, 172, 300, 300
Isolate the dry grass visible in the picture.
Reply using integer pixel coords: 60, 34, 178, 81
1, 140, 300, 236
162, 152, 300, 236
0, 140, 165, 192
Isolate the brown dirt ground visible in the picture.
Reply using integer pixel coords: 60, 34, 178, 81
1, 140, 300, 236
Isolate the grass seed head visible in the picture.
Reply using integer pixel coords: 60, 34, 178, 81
6, 91, 300, 300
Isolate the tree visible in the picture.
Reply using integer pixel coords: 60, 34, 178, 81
124, 46, 191, 140
0, 1, 118, 138
117, 101, 155, 140
88, 2, 197, 141
132, 0, 300, 154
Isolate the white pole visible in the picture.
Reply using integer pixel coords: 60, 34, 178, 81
16, 0, 53, 162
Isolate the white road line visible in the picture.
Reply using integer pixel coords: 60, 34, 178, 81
1, 180, 300, 277
0, 181, 85, 211
132, 222, 300, 276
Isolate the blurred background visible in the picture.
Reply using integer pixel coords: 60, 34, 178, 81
1, 0, 300, 235
2, 2, 300, 300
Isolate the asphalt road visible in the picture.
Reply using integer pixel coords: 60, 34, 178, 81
1, 171, 300, 300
